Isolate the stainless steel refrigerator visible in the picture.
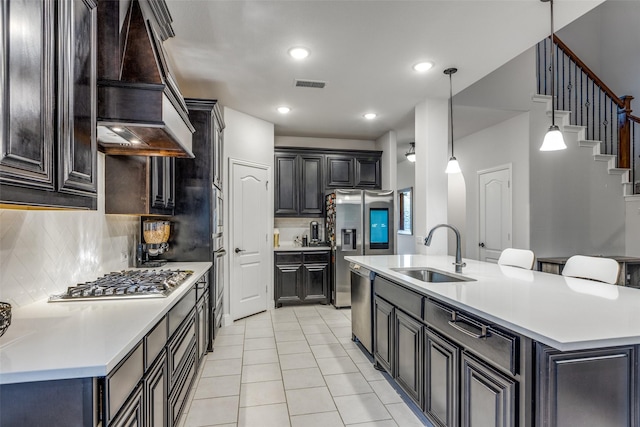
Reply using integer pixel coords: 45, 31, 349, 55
325, 189, 395, 308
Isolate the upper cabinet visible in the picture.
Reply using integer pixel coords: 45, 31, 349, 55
274, 148, 382, 217
0, 0, 98, 209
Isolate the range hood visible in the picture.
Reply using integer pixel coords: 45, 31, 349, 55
97, 0, 195, 158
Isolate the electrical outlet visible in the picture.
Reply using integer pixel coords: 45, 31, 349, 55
416, 235, 424, 245
120, 251, 129, 263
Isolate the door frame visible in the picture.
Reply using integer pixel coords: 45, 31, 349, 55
477, 163, 512, 261
227, 157, 273, 324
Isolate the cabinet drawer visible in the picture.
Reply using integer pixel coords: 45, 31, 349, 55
169, 287, 196, 338
425, 299, 518, 375
145, 316, 167, 369
374, 276, 422, 320
168, 312, 197, 388
106, 342, 144, 422
275, 252, 303, 264
303, 251, 330, 264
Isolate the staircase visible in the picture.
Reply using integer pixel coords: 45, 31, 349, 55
536, 36, 639, 198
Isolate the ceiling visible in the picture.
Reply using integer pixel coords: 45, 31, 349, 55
163, 0, 604, 146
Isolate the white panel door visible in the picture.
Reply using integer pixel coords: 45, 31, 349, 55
478, 166, 512, 263
231, 160, 269, 320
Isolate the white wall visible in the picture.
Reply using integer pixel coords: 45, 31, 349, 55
223, 107, 275, 318
375, 131, 397, 191
0, 154, 139, 308
397, 160, 416, 254
626, 197, 640, 256
454, 113, 531, 260
275, 136, 376, 151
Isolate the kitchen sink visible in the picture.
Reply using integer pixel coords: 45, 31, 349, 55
390, 267, 476, 283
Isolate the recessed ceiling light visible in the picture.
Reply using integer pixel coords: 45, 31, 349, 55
363, 113, 377, 120
130, 138, 140, 145
413, 61, 434, 72
288, 47, 310, 59
112, 126, 123, 132
277, 106, 291, 114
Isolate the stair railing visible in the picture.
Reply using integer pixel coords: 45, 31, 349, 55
536, 36, 639, 192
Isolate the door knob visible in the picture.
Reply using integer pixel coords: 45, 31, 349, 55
235, 248, 245, 253
479, 242, 485, 248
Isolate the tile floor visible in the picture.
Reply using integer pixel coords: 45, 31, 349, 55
179, 305, 431, 427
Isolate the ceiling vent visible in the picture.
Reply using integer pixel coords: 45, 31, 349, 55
294, 79, 327, 89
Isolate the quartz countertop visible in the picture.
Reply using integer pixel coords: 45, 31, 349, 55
0, 262, 212, 385
345, 254, 640, 352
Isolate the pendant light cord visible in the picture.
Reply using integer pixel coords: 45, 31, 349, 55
550, 0, 556, 127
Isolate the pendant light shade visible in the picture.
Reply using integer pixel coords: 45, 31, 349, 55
405, 142, 416, 162
444, 67, 460, 174
540, 0, 566, 151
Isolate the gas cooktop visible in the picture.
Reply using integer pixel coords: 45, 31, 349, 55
48, 269, 193, 302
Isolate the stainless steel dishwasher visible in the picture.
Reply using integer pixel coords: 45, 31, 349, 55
349, 262, 375, 354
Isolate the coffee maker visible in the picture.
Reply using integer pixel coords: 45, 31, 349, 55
136, 220, 171, 267
310, 221, 320, 245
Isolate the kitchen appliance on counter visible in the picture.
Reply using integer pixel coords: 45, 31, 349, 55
310, 221, 320, 244
326, 190, 395, 308
48, 269, 193, 302
136, 220, 171, 267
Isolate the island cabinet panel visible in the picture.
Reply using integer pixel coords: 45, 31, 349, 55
373, 296, 394, 374
395, 310, 423, 405
110, 384, 144, 427
424, 330, 459, 427
461, 353, 516, 427
536, 344, 638, 427
145, 351, 168, 427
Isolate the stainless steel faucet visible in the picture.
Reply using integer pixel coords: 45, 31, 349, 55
424, 224, 466, 273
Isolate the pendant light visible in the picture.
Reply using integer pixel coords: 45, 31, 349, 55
405, 142, 416, 162
444, 67, 461, 174
539, 0, 567, 151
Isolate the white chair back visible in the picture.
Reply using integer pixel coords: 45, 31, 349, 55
497, 248, 535, 270
561, 255, 620, 285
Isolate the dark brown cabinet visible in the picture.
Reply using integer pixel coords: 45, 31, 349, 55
373, 296, 394, 374
144, 352, 167, 427
105, 155, 175, 215
274, 251, 330, 307
0, 0, 98, 209
424, 330, 459, 427
274, 152, 323, 216
355, 156, 381, 188
395, 310, 423, 405
325, 152, 382, 189
111, 384, 144, 427
326, 155, 354, 188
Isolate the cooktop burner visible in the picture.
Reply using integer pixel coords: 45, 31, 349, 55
48, 269, 193, 302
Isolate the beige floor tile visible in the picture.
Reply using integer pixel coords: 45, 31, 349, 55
273, 322, 302, 332
338, 335, 358, 345
183, 396, 239, 426
194, 375, 241, 399
275, 329, 306, 342
282, 367, 326, 390
346, 348, 372, 364
290, 411, 345, 427
305, 333, 340, 345
279, 352, 318, 370
244, 310, 272, 321
311, 343, 348, 359
271, 313, 298, 323
368, 380, 403, 405
244, 319, 273, 329
239, 380, 286, 407
243, 348, 279, 365
385, 403, 426, 426
334, 393, 392, 425
214, 334, 245, 347
209, 345, 244, 360
324, 318, 352, 327
244, 327, 274, 339
293, 306, 320, 317
218, 325, 245, 336
243, 337, 276, 350
201, 358, 243, 377
330, 326, 353, 338
317, 356, 359, 375
356, 362, 385, 381
324, 372, 373, 397
296, 316, 326, 325
241, 362, 282, 383
238, 403, 290, 427
286, 386, 337, 416
345, 420, 398, 427
340, 340, 362, 351
301, 323, 332, 334
277, 340, 311, 355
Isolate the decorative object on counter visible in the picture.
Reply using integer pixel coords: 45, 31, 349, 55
137, 219, 171, 267
0, 302, 11, 338
274, 228, 280, 247
405, 142, 416, 162
539, 0, 567, 151
561, 255, 620, 285
48, 269, 193, 302
302, 235, 308, 247
444, 67, 462, 174
498, 248, 536, 270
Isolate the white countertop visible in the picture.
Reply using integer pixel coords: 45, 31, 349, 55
0, 262, 211, 385
345, 254, 640, 352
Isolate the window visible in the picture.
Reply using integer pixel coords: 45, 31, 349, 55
398, 187, 412, 235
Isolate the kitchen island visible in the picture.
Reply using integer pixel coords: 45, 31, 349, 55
346, 254, 640, 427
0, 262, 212, 426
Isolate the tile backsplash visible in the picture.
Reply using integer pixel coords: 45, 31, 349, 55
0, 154, 139, 308
274, 217, 325, 245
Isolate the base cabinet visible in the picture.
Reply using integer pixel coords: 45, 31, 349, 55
424, 330, 459, 427
110, 385, 144, 427
274, 251, 330, 307
395, 310, 423, 405
373, 296, 394, 374
145, 352, 167, 427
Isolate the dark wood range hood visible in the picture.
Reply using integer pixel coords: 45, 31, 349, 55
97, 0, 195, 158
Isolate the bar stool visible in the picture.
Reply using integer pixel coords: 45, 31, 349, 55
497, 248, 536, 270
561, 255, 620, 285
